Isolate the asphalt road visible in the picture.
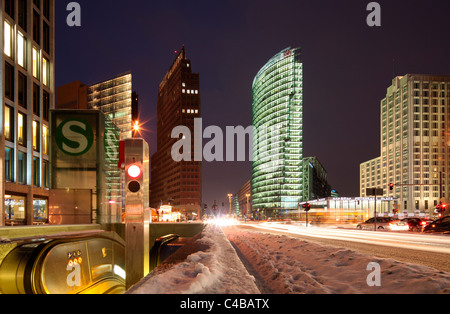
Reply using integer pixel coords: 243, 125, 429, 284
235, 223, 450, 273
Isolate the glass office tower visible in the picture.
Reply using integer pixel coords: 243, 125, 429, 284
252, 47, 304, 218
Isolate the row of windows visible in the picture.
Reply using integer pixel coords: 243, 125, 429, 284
4, 105, 48, 154
4, 0, 52, 52
5, 63, 50, 117
5, 147, 49, 188
4, 20, 50, 77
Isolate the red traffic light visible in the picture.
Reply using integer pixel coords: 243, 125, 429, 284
389, 183, 394, 191
127, 165, 142, 178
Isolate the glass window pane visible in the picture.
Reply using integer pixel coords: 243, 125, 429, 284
33, 120, 39, 151
5, 147, 14, 182
18, 112, 26, 145
18, 152, 26, 184
4, 21, 12, 57
4, 106, 12, 141
33, 47, 39, 78
18, 32, 26, 68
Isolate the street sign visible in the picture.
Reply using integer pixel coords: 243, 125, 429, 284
366, 188, 384, 196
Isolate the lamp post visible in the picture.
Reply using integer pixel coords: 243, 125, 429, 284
245, 193, 251, 221
227, 194, 233, 216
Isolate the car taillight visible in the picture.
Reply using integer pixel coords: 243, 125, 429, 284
421, 221, 426, 226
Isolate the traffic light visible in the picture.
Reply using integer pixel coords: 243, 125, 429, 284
126, 162, 143, 193
302, 203, 311, 212
389, 183, 394, 191
122, 138, 149, 218
435, 203, 446, 218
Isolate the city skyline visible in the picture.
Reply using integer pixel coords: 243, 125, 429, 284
55, 0, 450, 208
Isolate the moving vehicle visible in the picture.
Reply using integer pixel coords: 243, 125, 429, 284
400, 218, 431, 232
357, 217, 409, 231
423, 216, 450, 233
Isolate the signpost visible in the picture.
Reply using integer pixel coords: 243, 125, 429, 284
366, 188, 384, 231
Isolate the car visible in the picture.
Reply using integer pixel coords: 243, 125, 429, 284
423, 216, 450, 233
400, 217, 431, 232
357, 217, 409, 231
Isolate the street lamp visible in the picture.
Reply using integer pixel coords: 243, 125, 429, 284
133, 120, 140, 138
245, 193, 251, 220
227, 194, 233, 216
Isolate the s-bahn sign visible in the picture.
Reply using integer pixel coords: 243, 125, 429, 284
56, 119, 95, 156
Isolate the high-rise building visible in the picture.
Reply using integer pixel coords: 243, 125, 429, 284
361, 74, 450, 214
150, 47, 202, 217
57, 73, 138, 141
251, 47, 303, 218
302, 157, 332, 201
1, 0, 55, 226
87, 72, 134, 140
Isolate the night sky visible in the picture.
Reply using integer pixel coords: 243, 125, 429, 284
55, 0, 450, 209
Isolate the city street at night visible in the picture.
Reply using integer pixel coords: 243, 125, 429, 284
1, 0, 450, 304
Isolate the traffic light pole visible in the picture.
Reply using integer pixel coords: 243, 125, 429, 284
121, 138, 150, 290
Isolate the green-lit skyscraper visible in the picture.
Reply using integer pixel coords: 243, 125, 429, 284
252, 47, 303, 218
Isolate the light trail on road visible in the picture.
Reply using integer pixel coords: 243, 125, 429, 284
243, 222, 450, 254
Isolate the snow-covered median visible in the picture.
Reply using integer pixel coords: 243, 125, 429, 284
127, 224, 260, 294
224, 226, 450, 294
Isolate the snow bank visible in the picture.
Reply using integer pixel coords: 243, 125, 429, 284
224, 227, 450, 294
128, 224, 260, 294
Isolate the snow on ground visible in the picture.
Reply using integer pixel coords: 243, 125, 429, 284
223, 225, 450, 294
127, 224, 260, 294
128, 222, 450, 294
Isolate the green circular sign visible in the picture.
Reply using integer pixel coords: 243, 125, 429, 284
56, 119, 94, 156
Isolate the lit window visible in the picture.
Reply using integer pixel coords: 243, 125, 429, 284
187, 90, 191, 94
32, 47, 39, 78
182, 83, 186, 87
18, 113, 26, 146
4, 106, 13, 141
33, 120, 39, 151
4, 21, 12, 57
42, 58, 49, 86
195, 90, 199, 94
18, 32, 26, 67
43, 125, 48, 155
182, 89, 186, 94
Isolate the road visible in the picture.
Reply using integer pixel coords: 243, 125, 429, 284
233, 222, 450, 273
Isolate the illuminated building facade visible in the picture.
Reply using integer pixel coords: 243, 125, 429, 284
87, 72, 134, 140
1, 0, 54, 226
251, 47, 303, 217
150, 47, 202, 218
361, 74, 450, 214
